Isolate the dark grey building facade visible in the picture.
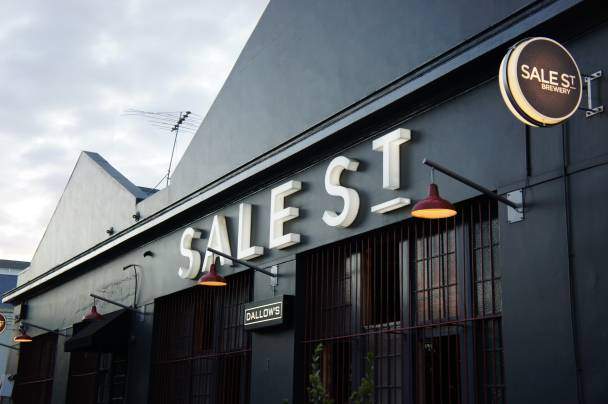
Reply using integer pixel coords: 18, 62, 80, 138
4, 1, 608, 403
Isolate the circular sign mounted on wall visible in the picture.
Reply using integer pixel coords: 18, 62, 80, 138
499, 37, 582, 127
0, 313, 6, 335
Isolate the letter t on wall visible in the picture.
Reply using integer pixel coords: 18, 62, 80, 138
372, 128, 411, 190
269, 180, 302, 249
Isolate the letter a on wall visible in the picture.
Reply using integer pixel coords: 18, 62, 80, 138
202, 215, 233, 273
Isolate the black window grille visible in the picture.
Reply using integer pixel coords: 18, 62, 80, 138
13, 332, 57, 404
65, 351, 128, 404
66, 351, 97, 404
300, 198, 505, 404
149, 271, 252, 404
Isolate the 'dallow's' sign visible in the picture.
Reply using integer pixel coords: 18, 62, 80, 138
244, 295, 291, 331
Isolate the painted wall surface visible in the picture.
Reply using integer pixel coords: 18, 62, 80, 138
11, 4, 608, 404
22, 152, 146, 285
165, 0, 534, 202
22, 77, 527, 328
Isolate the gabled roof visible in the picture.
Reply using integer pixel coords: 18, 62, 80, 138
83, 151, 151, 201
21, 151, 149, 285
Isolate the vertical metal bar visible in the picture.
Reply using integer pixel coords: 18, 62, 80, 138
479, 202, 489, 404
438, 218, 445, 404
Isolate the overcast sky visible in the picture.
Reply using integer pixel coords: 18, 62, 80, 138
0, 0, 269, 261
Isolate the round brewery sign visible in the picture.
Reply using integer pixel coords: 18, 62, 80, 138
499, 37, 582, 127
0, 313, 6, 334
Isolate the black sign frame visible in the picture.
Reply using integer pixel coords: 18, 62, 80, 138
244, 295, 292, 331
499, 37, 582, 127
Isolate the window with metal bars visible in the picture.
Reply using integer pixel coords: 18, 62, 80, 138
300, 197, 505, 404
66, 351, 97, 404
13, 332, 57, 404
65, 351, 128, 404
149, 271, 252, 404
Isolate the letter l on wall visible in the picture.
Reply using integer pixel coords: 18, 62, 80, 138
238, 203, 264, 260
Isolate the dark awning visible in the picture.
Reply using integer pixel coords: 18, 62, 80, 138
65, 309, 131, 353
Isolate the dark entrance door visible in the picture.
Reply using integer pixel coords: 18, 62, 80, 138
65, 351, 128, 404
13, 332, 57, 404
149, 271, 252, 404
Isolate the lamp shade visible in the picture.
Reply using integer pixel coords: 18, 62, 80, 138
197, 263, 227, 287
14, 327, 32, 343
412, 183, 457, 219
83, 305, 103, 321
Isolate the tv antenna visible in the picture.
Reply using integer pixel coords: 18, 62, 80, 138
124, 109, 202, 188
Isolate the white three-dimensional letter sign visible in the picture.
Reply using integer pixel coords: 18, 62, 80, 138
202, 215, 233, 273
238, 203, 264, 260
372, 128, 411, 190
322, 156, 360, 227
178, 227, 202, 279
269, 180, 301, 249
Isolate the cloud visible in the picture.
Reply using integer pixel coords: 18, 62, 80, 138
0, 0, 269, 261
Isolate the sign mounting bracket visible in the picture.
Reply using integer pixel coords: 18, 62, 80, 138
580, 70, 603, 118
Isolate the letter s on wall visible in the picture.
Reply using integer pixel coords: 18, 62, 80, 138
178, 227, 202, 279
322, 156, 360, 228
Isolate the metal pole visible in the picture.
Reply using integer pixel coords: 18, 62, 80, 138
167, 112, 181, 187
423, 159, 522, 210
122, 264, 139, 308
90, 293, 133, 310
207, 247, 277, 278
21, 321, 67, 336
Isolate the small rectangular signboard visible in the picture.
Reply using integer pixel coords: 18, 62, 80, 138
244, 295, 291, 331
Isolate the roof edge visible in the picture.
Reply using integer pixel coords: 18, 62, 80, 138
3, 0, 583, 304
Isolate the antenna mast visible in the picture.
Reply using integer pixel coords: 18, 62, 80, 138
124, 109, 202, 188
166, 111, 191, 187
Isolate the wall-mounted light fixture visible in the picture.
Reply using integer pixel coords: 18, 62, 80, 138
411, 167, 457, 219
198, 257, 227, 287
412, 159, 524, 223
14, 321, 67, 343
83, 297, 103, 321
89, 292, 150, 322
199, 247, 278, 288
132, 212, 141, 221
21, 321, 67, 336
13, 325, 32, 343
106, 227, 114, 236
90, 293, 133, 310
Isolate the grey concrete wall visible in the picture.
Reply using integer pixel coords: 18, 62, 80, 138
23, 152, 142, 285
165, 0, 534, 202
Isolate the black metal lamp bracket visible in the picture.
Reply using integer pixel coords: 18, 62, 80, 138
423, 159, 525, 224
506, 189, 525, 223
207, 247, 279, 287
580, 70, 603, 118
